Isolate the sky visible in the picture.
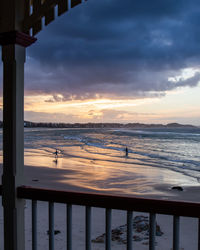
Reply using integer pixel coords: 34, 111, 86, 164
1, 0, 200, 125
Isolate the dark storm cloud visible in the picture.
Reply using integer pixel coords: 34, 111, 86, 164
22, 0, 200, 99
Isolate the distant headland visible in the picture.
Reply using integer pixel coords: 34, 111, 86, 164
0, 121, 197, 129
21, 122, 197, 129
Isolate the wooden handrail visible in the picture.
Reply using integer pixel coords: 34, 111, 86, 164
17, 185, 200, 218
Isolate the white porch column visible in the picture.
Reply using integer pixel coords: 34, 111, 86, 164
2, 43, 25, 250
0, 31, 36, 250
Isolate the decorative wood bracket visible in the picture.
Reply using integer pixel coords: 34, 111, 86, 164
0, 31, 37, 47
23, 0, 86, 36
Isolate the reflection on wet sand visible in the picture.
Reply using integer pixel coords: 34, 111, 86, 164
23, 145, 198, 198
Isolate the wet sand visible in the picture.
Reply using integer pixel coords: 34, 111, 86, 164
21, 145, 200, 202
23, 162, 200, 250
1, 144, 200, 200
0, 148, 200, 250
22, 164, 200, 202
22, 163, 200, 250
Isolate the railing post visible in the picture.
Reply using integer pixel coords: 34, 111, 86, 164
0, 31, 36, 250
86, 206, 92, 250
49, 202, 54, 250
127, 211, 133, 250
67, 204, 72, 250
106, 208, 112, 250
198, 218, 200, 250
173, 216, 180, 250
149, 213, 156, 250
32, 200, 37, 250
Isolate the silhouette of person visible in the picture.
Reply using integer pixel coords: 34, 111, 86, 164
125, 147, 128, 157
54, 149, 58, 158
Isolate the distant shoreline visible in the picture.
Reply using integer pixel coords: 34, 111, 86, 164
0, 120, 198, 129
23, 121, 199, 129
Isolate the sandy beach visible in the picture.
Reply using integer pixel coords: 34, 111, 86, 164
22, 161, 200, 250
1, 147, 194, 250
1, 137, 200, 249
0, 161, 200, 250
23, 145, 200, 202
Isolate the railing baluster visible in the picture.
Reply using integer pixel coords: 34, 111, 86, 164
149, 213, 156, 250
32, 200, 37, 250
173, 216, 180, 250
49, 202, 54, 250
106, 208, 112, 250
67, 204, 72, 250
198, 218, 200, 250
86, 206, 92, 250
127, 211, 133, 250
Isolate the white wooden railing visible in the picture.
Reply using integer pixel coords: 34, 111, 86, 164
3, 185, 197, 250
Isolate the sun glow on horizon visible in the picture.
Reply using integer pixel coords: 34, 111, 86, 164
21, 83, 200, 125
24, 95, 160, 112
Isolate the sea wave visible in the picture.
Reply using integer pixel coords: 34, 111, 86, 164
2, 127, 198, 182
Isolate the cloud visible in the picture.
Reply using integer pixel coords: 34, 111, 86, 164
2, 0, 200, 100
94, 109, 158, 123
24, 110, 80, 123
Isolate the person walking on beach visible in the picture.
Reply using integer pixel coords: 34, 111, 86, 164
125, 147, 128, 157
54, 149, 58, 158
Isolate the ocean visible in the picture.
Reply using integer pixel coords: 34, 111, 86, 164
1, 127, 200, 195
